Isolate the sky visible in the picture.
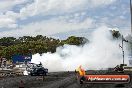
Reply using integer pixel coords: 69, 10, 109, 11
0, 0, 131, 39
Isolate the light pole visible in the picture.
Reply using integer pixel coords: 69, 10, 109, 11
122, 36, 124, 64
119, 36, 124, 64
130, 0, 132, 33
119, 35, 128, 64
130, 0, 132, 58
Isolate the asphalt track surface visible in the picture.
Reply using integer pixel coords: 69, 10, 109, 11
0, 70, 132, 88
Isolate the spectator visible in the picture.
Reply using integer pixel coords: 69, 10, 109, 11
19, 80, 24, 88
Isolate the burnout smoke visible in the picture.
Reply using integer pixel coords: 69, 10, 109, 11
31, 26, 128, 72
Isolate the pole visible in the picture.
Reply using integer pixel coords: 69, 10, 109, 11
130, 0, 132, 59
122, 35, 124, 64
130, 0, 132, 33
2, 58, 3, 70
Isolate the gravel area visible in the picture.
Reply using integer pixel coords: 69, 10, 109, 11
0, 71, 132, 88
0, 72, 75, 88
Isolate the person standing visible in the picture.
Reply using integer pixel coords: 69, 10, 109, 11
19, 80, 24, 88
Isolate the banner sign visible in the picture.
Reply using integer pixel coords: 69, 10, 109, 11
84, 75, 130, 83
12, 54, 32, 63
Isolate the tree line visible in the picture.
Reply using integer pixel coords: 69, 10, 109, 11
0, 35, 88, 60
0, 30, 121, 60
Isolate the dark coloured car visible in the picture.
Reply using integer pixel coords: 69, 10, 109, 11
30, 67, 48, 76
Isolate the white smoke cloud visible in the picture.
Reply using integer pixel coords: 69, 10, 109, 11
31, 26, 129, 72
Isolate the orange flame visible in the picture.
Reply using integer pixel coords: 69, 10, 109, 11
77, 65, 86, 76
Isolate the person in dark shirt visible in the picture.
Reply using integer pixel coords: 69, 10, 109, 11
19, 80, 24, 88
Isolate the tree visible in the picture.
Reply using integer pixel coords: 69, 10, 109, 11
0, 35, 88, 60
0, 37, 16, 46
62, 36, 88, 45
110, 30, 121, 39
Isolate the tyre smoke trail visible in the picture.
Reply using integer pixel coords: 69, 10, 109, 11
31, 26, 128, 72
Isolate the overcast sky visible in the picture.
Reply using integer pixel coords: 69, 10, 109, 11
0, 0, 131, 38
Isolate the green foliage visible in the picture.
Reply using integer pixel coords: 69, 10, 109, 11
0, 31, 117, 60
110, 30, 121, 39
0, 35, 87, 60
61, 36, 88, 45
